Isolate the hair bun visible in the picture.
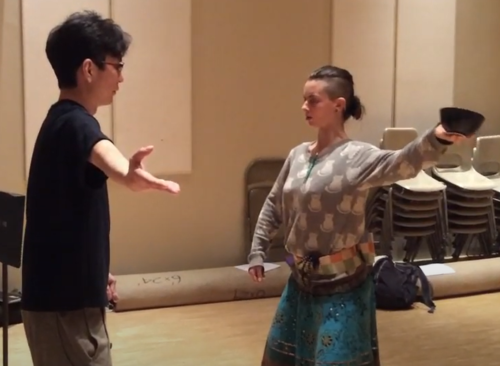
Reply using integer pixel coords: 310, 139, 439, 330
349, 95, 365, 120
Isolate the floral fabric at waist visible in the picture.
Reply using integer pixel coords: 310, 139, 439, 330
285, 239, 376, 293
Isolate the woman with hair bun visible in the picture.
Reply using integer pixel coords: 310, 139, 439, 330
247, 65, 467, 365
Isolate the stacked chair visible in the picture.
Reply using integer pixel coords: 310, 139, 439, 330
244, 158, 286, 262
366, 128, 448, 263
429, 107, 497, 259
431, 138, 497, 259
366, 107, 500, 263
472, 135, 500, 254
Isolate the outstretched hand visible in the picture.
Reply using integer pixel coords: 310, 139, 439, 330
434, 124, 473, 144
126, 146, 180, 194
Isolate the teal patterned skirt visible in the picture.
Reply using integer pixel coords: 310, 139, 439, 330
261, 275, 378, 366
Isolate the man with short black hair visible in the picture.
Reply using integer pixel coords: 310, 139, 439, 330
21, 11, 180, 366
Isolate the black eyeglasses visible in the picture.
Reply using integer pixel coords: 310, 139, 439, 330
103, 61, 124, 72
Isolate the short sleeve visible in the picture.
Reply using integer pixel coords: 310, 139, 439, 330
61, 111, 111, 164
59, 111, 113, 188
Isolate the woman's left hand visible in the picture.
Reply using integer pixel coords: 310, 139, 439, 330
434, 124, 473, 143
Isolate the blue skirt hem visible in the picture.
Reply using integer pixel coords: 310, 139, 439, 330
261, 275, 379, 366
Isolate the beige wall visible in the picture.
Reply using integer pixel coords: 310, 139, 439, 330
0, 0, 25, 287
332, 0, 397, 144
394, 0, 457, 133
1, 0, 500, 290
454, 0, 500, 137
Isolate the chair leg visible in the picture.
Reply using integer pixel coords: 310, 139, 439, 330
371, 291, 381, 366
380, 193, 393, 256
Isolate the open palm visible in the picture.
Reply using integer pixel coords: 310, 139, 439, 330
126, 146, 180, 194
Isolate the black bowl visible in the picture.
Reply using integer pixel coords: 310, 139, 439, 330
440, 107, 485, 136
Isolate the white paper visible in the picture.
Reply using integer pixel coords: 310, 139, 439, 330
419, 263, 456, 277
234, 262, 281, 273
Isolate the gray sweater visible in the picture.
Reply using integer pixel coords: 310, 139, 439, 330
248, 129, 448, 268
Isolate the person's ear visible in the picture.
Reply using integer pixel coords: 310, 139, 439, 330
81, 59, 94, 82
334, 97, 346, 113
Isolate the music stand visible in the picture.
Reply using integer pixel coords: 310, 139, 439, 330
0, 191, 25, 366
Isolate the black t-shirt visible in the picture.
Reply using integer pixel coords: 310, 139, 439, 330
21, 100, 112, 312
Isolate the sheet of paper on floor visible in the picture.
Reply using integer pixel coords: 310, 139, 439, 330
234, 263, 281, 272
419, 263, 456, 276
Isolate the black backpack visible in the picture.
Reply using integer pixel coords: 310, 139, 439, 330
373, 257, 436, 313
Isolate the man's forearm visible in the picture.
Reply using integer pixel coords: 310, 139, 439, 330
89, 139, 130, 186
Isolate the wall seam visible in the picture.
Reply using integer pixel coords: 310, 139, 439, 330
109, 0, 115, 140
390, 0, 399, 128
20, 0, 28, 182
329, 0, 334, 64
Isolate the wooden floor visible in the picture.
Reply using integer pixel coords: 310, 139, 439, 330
7, 292, 500, 365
